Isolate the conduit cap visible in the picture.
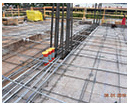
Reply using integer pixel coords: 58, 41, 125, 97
50, 47, 55, 51
42, 51, 48, 55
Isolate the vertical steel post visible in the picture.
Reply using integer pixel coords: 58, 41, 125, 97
65, 3, 71, 54
54, 3, 60, 56
60, 3, 64, 56
70, 3, 73, 50
95, 3, 98, 24
99, 3, 102, 25
51, 3, 73, 58
18, 5, 20, 16
93, 3, 97, 24
43, 7, 46, 20
50, 3, 55, 47
96, 4, 100, 24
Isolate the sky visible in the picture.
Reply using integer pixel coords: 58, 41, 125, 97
73, 3, 127, 8
73, 3, 93, 7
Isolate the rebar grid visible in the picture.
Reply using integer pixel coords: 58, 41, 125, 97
2, 25, 98, 103
2, 25, 127, 103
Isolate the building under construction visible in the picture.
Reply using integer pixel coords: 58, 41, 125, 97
2, 3, 127, 103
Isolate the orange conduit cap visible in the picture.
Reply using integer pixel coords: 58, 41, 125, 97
42, 51, 48, 57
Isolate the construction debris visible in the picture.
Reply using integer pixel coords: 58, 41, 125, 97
2, 16, 25, 25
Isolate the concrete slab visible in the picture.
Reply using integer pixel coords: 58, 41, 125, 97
100, 53, 116, 62
2, 25, 127, 103
98, 60, 118, 71
6, 55, 29, 64
2, 62, 17, 75
120, 75, 127, 88
21, 48, 40, 56
90, 93, 120, 103
93, 83, 119, 99
65, 68, 91, 79
120, 88, 127, 103
51, 76, 84, 99
119, 64, 127, 74
43, 93, 77, 103
96, 71, 118, 86
72, 57, 95, 67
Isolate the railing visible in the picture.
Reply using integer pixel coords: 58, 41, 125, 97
3, 6, 127, 23
44, 6, 127, 19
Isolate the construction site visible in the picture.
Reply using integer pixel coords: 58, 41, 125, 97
2, 3, 127, 103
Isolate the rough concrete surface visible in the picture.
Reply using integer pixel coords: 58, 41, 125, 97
2, 20, 127, 103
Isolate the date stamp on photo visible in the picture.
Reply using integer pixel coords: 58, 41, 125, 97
104, 93, 127, 98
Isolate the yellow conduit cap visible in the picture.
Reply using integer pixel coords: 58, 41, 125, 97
42, 51, 48, 55
46, 48, 52, 52
50, 47, 55, 50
